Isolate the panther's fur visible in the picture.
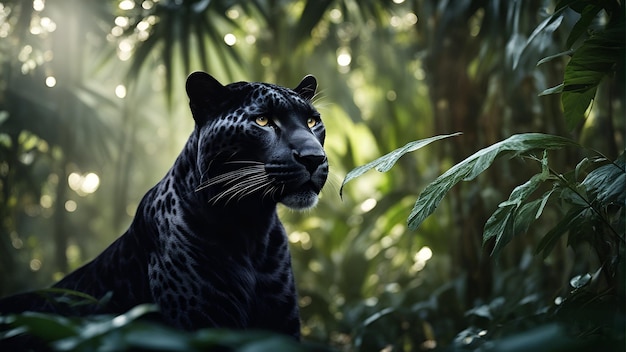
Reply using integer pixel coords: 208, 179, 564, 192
0, 72, 328, 339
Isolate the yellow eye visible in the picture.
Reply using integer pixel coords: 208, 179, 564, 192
307, 117, 318, 128
255, 116, 269, 126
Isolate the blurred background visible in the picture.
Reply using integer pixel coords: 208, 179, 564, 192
0, 0, 623, 351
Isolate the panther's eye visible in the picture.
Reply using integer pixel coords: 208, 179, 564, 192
255, 116, 270, 127
307, 117, 318, 128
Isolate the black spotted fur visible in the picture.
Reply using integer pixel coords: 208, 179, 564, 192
0, 72, 328, 339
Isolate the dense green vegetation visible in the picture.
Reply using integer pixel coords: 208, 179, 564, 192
0, 0, 623, 350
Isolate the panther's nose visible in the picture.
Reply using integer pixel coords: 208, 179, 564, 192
294, 152, 327, 174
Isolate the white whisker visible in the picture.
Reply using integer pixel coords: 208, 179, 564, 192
226, 179, 271, 204
195, 165, 265, 192
322, 171, 342, 195
199, 162, 275, 205
224, 161, 265, 165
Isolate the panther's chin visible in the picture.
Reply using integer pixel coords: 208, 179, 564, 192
280, 190, 319, 210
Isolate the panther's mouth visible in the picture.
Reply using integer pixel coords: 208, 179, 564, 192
278, 177, 326, 210
279, 189, 320, 210
196, 159, 327, 209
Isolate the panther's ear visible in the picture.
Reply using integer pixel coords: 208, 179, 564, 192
186, 71, 228, 124
293, 75, 317, 101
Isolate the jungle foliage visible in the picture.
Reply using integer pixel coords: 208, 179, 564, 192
0, 0, 623, 351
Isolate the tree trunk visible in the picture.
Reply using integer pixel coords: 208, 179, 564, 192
423, 13, 494, 307
53, 164, 69, 274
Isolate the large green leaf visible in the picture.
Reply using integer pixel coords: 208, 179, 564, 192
483, 151, 551, 256
581, 151, 625, 205
1, 305, 322, 352
484, 185, 555, 257
408, 134, 580, 230
561, 25, 625, 129
536, 2, 624, 130
53, 304, 159, 351
535, 151, 625, 257
339, 132, 462, 197
1, 312, 79, 342
565, 4, 602, 48
514, 5, 567, 68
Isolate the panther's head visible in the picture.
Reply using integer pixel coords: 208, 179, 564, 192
186, 71, 328, 210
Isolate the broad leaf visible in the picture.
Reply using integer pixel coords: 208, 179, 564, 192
516, 7, 567, 68
565, 207, 597, 249
561, 86, 597, 130
483, 151, 551, 256
581, 151, 625, 205
340, 132, 462, 197
409, 134, 579, 230
536, 208, 584, 257
484, 207, 515, 255
53, 304, 159, 351
560, 183, 589, 207
562, 26, 625, 129
515, 198, 545, 235
566, 4, 602, 48
121, 324, 192, 351
2, 312, 79, 342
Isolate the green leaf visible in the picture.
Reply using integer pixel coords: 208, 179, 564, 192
53, 304, 159, 351
484, 206, 515, 254
562, 25, 625, 129
536, 209, 583, 257
566, 207, 597, 248
238, 336, 311, 352
535, 187, 556, 219
486, 187, 554, 256
353, 307, 397, 349
506, 151, 550, 206
561, 85, 597, 130
3, 312, 79, 342
35, 288, 101, 304
555, 0, 584, 12
483, 151, 551, 256
515, 198, 545, 234
538, 83, 564, 96
520, 8, 567, 66
574, 157, 592, 181
409, 134, 579, 230
560, 183, 589, 207
581, 151, 625, 205
487, 324, 577, 352
537, 50, 574, 67
362, 307, 396, 327
566, 5, 602, 48
192, 329, 312, 351
0, 325, 28, 340
123, 323, 192, 351
339, 132, 462, 197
